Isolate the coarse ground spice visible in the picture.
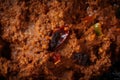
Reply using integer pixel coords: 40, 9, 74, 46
0, 0, 120, 80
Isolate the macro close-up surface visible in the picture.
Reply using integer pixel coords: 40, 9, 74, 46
0, 0, 120, 80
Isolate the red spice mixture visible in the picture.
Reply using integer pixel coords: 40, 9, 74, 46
0, 0, 120, 80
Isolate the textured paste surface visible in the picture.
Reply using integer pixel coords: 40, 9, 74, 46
0, 0, 120, 80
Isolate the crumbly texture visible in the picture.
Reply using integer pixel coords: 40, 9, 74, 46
0, 0, 120, 80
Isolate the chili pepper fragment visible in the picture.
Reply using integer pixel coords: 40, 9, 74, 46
50, 53, 61, 65
48, 26, 69, 51
72, 52, 90, 66
93, 23, 103, 36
